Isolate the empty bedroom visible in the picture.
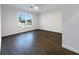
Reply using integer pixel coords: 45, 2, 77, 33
0, 4, 79, 55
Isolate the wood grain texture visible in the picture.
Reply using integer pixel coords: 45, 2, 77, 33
1, 29, 78, 55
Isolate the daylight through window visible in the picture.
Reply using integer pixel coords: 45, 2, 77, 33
17, 12, 32, 29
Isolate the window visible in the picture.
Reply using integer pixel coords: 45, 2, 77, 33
17, 12, 32, 29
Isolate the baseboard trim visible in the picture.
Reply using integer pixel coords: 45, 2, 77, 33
62, 44, 79, 54
2, 29, 39, 38
2, 29, 62, 38
39, 29, 62, 34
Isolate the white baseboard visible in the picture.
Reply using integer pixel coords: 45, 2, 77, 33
39, 28, 62, 33
1, 29, 37, 37
62, 44, 79, 54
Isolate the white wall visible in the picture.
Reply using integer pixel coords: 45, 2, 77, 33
62, 5, 79, 53
39, 9, 62, 33
1, 5, 38, 37
0, 4, 1, 52
1, 4, 79, 54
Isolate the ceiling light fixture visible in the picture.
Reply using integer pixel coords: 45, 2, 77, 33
34, 6, 39, 10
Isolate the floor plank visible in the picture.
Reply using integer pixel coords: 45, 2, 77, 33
1, 29, 79, 55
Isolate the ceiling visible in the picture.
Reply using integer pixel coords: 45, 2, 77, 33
10, 4, 63, 13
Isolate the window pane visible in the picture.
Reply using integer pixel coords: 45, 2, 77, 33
17, 12, 32, 29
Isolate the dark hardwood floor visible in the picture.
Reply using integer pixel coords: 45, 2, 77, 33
1, 29, 78, 55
